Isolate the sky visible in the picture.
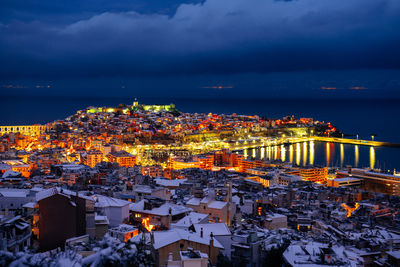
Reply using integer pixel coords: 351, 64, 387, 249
1, 0, 400, 98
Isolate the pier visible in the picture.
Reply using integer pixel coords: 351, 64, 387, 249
312, 136, 400, 148
226, 136, 400, 150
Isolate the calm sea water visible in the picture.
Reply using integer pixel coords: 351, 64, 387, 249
1, 96, 400, 170
243, 141, 399, 172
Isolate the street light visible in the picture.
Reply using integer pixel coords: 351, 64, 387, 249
356, 134, 359, 140
371, 134, 375, 141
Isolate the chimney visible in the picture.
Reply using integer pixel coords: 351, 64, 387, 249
227, 182, 232, 202
150, 231, 154, 246
200, 227, 203, 238
209, 232, 214, 264
168, 207, 172, 227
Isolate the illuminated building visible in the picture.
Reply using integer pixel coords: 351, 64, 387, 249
139, 165, 163, 177
83, 149, 103, 168
186, 183, 235, 226
194, 154, 214, 170
245, 176, 271, 187
327, 177, 362, 188
131, 100, 177, 113
238, 158, 266, 173
276, 173, 302, 186
130, 185, 171, 202
289, 167, 328, 183
168, 157, 199, 170
1, 160, 32, 178
246, 167, 270, 176
107, 151, 136, 168
0, 125, 50, 136
130, 198, 191, 229
341, 203, 360, 218
108, 224, 138, 243
337, 167, 400, 195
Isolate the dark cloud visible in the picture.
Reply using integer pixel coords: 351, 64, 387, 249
0, 0, 203, 24
0, 0, 399, 81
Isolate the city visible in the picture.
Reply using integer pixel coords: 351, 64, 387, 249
1, 100, 400, 266
1, 0, 400, 266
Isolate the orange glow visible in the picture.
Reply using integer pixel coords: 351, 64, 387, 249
326, 142, 331, 166
142, 218, 155, 232
341, 203, 360, 218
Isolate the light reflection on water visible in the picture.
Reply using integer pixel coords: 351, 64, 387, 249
243, 141, 399, 171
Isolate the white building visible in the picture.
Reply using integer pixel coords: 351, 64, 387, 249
93, 195, 130, 227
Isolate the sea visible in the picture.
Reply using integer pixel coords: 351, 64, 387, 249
1, 96, 400, 171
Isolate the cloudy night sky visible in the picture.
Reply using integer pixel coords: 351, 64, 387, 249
1, 0, 400, 98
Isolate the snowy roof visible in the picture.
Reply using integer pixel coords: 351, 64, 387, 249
151, 228, 224, 250
36, 187, 95, 202
208, 201, 227, 210
193, 223, 231, 237
283, 241, 360, 267
15, 221, 30, 230
109, 224, 137, 233
53, 164, 87, 170
133, 185, 151, 194
2, 170, 21, 178
154, 178, 187, 187
129, 200, 192, 216
36, 187, 58, 201
333, 177, 361, 182
186, 197, 201, 206
172, 212, 208, 227
200, 196, 213, 204
22, 202, 37, 209
267, 213, 287, 219
94, 195, 130, 208
2, 215, 30, 231
30, 187, 44, 192
0, 189, 29, 198
95, 214, 109, 224
387, 251, 400, 259
0, 163, 11, 170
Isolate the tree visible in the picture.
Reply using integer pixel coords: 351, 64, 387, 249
216, 253, 232, 267
262, 241, 290, 267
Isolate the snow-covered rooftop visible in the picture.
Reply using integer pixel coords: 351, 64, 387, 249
0, 189, 29, 198
208, 201, 227, 210
22, 202, 37, 209
129, 200, 192, 216
193, 223, 231, 237
171, 212, 208, 227
131, 228, 224, 250
94, 194, 130, 208
186, 197, 201, 206
154, 178, 187, 187
36, 187, 95, 202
